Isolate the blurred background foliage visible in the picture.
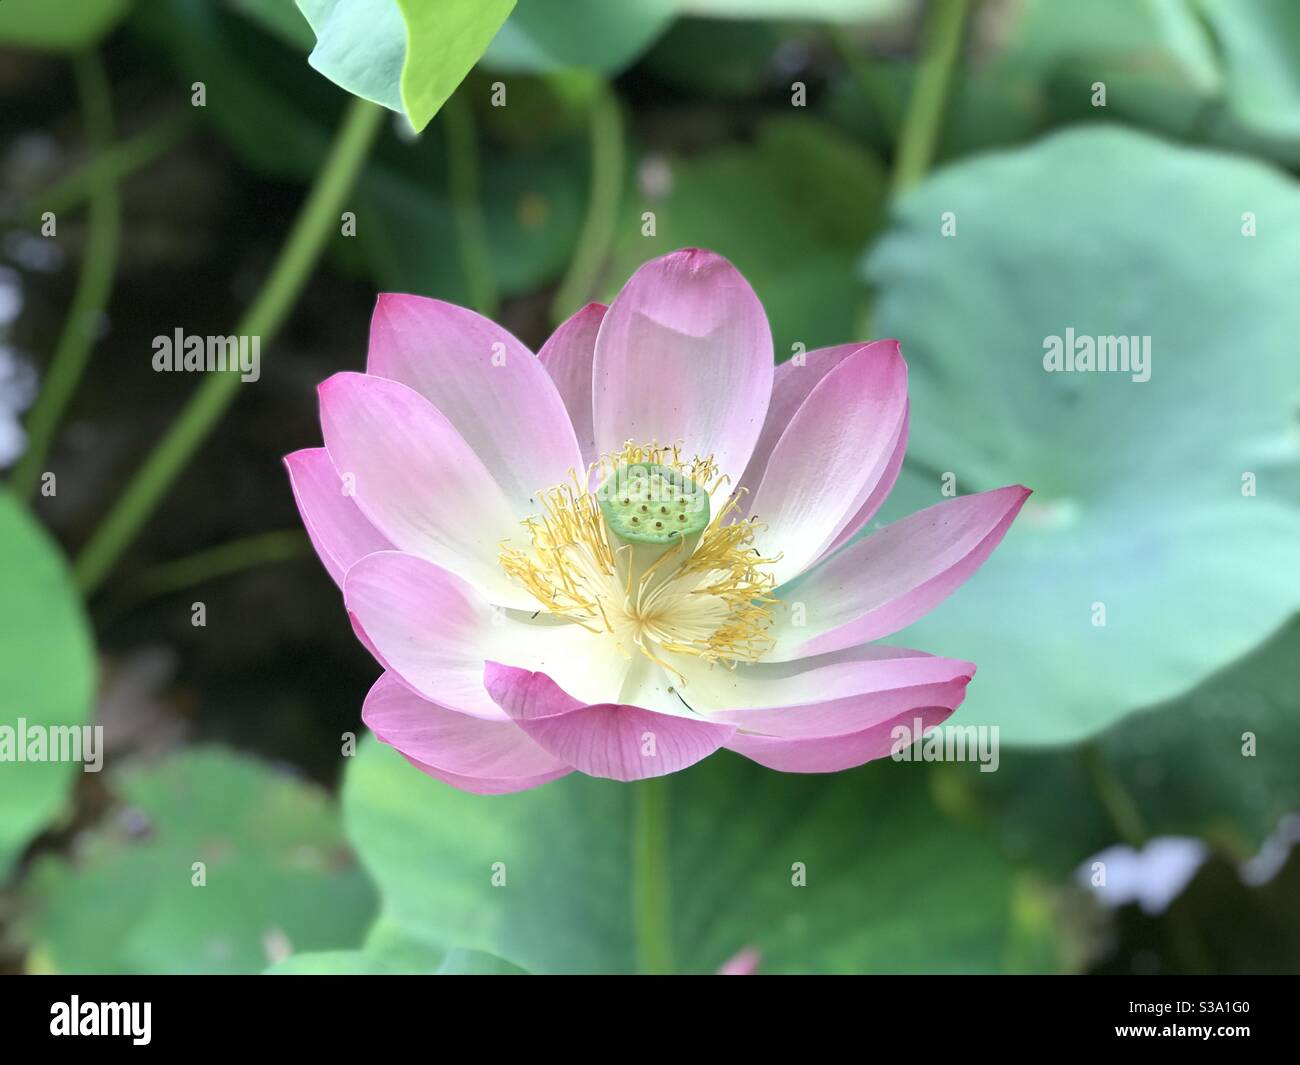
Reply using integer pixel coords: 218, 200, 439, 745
0, 0, 1297, 974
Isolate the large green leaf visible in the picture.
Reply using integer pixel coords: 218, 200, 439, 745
827, 0, 1222, 165
1201, 0, 1300, 165
609, 117, 885, 357
266, 919, 528, 973
298, 0, 410, 115
358, 129, 586, 304
133, 0, 336, 181
865, 126, 1300, 745
297, 0, 515, 131
641, 18, 784, 99
20, 747, 376, 974
135, 1, 578, 299
228, 0, 316, 48
993, 0, 1221, 110
484, 0, 676, 74
0, 0, 131, 49
951, 616, 1300, 879
267, 948, 526, 973
343, 737, 1062, 974
0, 493, 95, 882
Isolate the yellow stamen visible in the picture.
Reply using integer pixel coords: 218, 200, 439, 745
499, 441, 780, 677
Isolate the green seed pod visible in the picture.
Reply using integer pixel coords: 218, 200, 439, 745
598, 462, 710, 545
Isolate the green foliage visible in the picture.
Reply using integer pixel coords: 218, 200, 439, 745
0, 493, 95, 882
0, 0, 132, 50
228, 0, 315, 49
683, 0, 903, 18
1201, 0, 1300, 165
959, 617, 1300, 878
5, 0, 1300, 979
343, 736, 1064, 974
609, 117, 886, 356
20, 748, 377, 974
356, 113, 587, 304
266, 919, 529, 973
135, 2, 585, 302
867, 126, 1300, 744
133, 0, 336, 181
641, 18, 785, 99
296, 0, 515, 131
484, 0, 676, 74
992, 0, 1220, 134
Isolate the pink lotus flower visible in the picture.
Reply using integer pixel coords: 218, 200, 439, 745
285, 249, 1028, 793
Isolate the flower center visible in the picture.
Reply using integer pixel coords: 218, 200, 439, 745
500, 442, 778, 677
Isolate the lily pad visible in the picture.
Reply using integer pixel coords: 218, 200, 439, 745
20, 747, 376, 973
266, 919, 528, 973
1201, 0, 1300, 165
0, 492, 95, 883
297, 0, 515, 131
483, 0, 676, 74
993, 0, 1221, 136
865, 125, 1300, 744
949, 615, 1300, 880
827, 0, 1222, 164
228, 0, 316, 49
134, 0, 336, 181
343, 736, 1062, 974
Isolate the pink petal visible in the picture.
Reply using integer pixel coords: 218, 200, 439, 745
747, 341, 908, 586
367, 294, 583, 513
734, 340, 899, 499
284, 447, 392, 587
345, 551, 625, 720
716, 947, 761, 976
593, 249, 773, 481
484, 662, 736, 781
318, 371, 530, 607
538, 302, 605, 469
770, 486, 1032, 661
725, 705, 955, 773
396, 755, 569, 796
363, 672, 570, 795
819, 403, 908, 557
345, 551, 505, 719
732, 341, 908, 558
683, 645, 974, 738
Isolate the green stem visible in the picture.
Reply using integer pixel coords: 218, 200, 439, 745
551, 79, 625, 324
890, 0, 969, 198
26, 112, 192, 224
124, 530, 309, 600
443, 92, 498, 317
632, 774, 673, 975
11, 50, 120, 500
73, 98, 385, 595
